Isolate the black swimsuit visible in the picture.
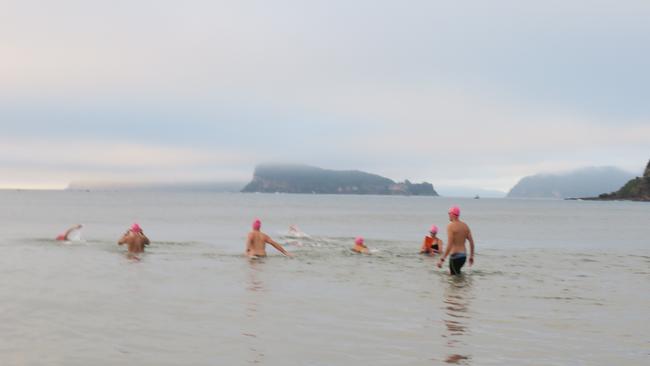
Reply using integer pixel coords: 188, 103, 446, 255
449, 253, 467, 275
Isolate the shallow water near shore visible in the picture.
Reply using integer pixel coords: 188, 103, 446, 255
0, 191, 648, 365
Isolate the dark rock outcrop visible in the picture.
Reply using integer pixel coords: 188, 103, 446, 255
589, 159, 650, 201
242, 164, 438, 196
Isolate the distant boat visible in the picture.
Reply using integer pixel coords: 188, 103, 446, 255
474, 195, 480, 199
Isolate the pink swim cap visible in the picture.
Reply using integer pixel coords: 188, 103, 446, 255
252, 219, 261, 230
355, 237, 364, 245
130, 223, 143, 233
430, 225, 438, 234
448, 206, 461, 217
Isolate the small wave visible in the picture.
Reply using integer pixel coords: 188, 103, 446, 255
531, 295, 603, 303
21, 238, 88, 245
462, 269, 506, 277
151, 240, 201, 246
279, 225, 312, 239
579, 258, 601, 263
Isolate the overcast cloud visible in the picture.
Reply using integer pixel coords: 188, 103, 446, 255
1, 0, 649, 190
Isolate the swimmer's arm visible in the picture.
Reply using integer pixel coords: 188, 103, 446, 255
62, 224, 82, 240
439, 244, 452, 262
419, 238, 428, 253
443, 230, 454, 260
437, 231, 453, 267
468, 230, 475, 265
142, 234, 150, 246
62, 228, 74, 240
266, 237, 293, 257
245, 233, 254, 255
438, 239, 444, 255
118, 232, 128, 245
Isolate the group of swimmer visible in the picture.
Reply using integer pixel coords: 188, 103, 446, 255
245, 205, 475, 275
56, 205, 475, 275
56, 222, 151, 254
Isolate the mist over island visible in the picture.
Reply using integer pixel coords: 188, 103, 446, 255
506, 166, 635, 199
64, 160, 650, 201
66, 164, 437, 196
66, 181, 246, 192
242, 164, 437, 196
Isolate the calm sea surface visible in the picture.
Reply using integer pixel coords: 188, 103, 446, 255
0, 191, 648, 365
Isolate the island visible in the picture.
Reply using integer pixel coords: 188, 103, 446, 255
506, 167, 634, 199
241, 164, 438, 196
585, 159, 650, 201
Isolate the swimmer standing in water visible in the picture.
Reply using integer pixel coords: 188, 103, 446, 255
420, 225, 443, 256
56, 224, 83, 241
437, 206, 475, 275
118, 223, 150, 254
352, 237, 370, 254
245, 219, 293, 258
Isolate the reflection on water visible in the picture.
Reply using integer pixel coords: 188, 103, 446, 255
244, 259, 266, 364
246, 260, 265, 294
442, 275, 473, 364
124, 252, 142, 262
2, 192, 648, 365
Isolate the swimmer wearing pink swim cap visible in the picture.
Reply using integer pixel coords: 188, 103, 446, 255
420, 225, 443, 256
252, 219, 261, 230
246, 218, 293, 258
130, 223, 143, 233
118, 222, 150, 254
437, 206, 475, 275
352, 236, 369, 254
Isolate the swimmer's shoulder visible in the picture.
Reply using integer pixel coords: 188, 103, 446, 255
461, 221, 471, 232
447, 221, 458, 231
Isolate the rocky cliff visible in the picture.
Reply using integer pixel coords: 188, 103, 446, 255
591, 160, 650, 201
242, 164, 438, 196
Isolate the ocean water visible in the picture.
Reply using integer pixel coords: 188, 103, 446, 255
0, 191, 648, 365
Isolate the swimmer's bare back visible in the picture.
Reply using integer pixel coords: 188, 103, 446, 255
438, 219, 475, 269
447, 221, 472, 255
246, 231, 293, 258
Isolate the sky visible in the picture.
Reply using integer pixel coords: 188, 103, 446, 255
1, 0, 649, 190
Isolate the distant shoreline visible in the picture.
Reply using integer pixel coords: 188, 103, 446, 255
568, 196, 650, 202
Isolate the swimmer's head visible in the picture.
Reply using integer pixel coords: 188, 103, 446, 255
430, 225, 438, 234
448, 206, 461, 218
130, 223, 143, 233
355, 237, 364, 246
252, 219, 262, 230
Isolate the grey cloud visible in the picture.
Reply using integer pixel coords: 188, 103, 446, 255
1, 0, 649, 189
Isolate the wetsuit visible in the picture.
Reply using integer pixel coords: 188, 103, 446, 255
449, 252, 467, 275
422, 237, 440, 254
